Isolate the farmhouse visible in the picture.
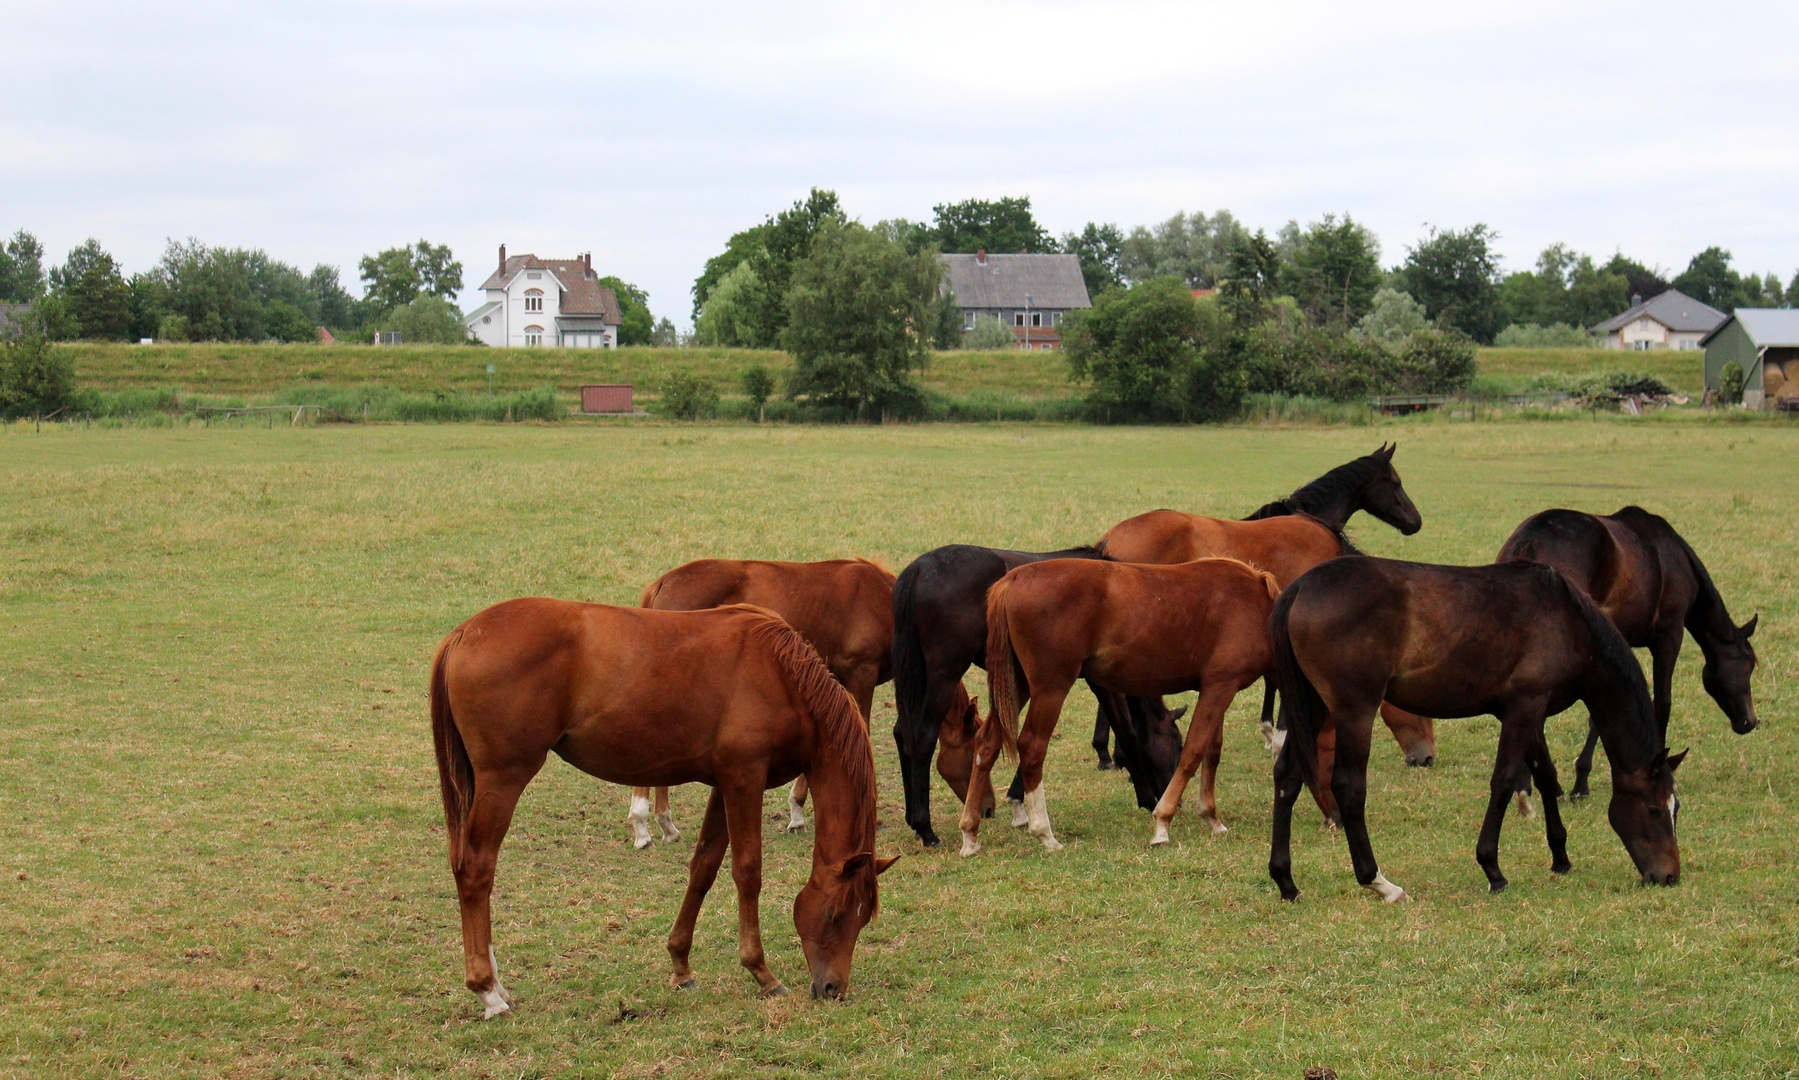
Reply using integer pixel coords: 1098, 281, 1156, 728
463, 246, 622, 348
1591, 288, 1726, 351
941, 250, 1091, 348
1701, 308, 1799, 409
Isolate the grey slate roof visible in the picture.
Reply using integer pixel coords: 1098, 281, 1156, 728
1701, 308, 1799, 348
941, 253, 1091, 310
1591, 288, 1726, 334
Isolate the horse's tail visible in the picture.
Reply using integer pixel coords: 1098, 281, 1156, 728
1271, 585, 1324, 792
891, 561, 931, 745
982, 577, 1022, 762
430, 631, 475, 874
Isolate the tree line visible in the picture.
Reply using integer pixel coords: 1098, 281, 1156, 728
0, 231, 662, 347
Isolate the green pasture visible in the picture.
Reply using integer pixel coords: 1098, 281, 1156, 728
2, 421, 1794, 1078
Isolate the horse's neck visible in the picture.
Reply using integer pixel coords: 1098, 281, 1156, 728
1680, 552, 1737, 657
1584, 650, 1662, 771
1295, 487, 1357, 531
803, 751, 875, 869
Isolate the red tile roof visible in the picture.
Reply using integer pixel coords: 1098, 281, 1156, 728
479, 254, 622, 324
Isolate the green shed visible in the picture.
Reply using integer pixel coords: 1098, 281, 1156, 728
1701, 309, 1799, 408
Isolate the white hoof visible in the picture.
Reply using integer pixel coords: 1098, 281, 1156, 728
1260, 722, 1276, 751
1367, 872, 1408, 903
1009, 800, 1028, 828
1149, 821, 1170, 846
1514, 791, 1536, 819
657, 812, 681, 842
786, 799, 806, 832
1270, 728, 1288, 753
1039, 836, 1064, 852
632, 830, 652, 850
959, 830, 981, 857
480, 990, 511, 1019
1210, 820, 1229, 835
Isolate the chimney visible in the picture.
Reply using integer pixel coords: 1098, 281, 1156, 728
584, 251, 592, 276
1631, 292, 1642, 306
498, 244, 507, 275
976, 249, 986, 265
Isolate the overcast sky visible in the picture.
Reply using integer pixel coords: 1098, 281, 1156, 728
4, 1, 1796, 325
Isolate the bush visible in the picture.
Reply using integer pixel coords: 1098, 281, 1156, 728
0, 325, 77, 417
741, 365, 775, 422
1495, 322, 1594, 348
265, 301, 317, 344
1065, 277, 1240, 421
157, 314, 191, 343
1718, 362, 1745, 404
962, 315, 1017, 350
371, 296, 468, 345
660, 370, 720, 419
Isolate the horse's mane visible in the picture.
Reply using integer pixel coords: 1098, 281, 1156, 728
1242, 454, 1388, 524
1557, 571, 1658, 755
1055, 544, 1113, 560
1189, 557, 1282, 600
1618, 507, 1739, 642
740, 608, 878, 852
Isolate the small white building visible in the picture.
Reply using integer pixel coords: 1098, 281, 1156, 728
1591, 289, 1726, 351
463, 246, 623, 348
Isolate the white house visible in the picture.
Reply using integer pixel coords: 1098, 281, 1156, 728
463, 246, 623, 348
1591, 288, 1726, 351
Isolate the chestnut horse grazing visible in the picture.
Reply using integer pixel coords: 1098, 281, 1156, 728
630, 557, 897, 846
959, 558, 1280, 856
430, 598, 894, 1015
1499, 507, 1757, 800
1268, 557, 1683, 903
1098, 443, 1438, 775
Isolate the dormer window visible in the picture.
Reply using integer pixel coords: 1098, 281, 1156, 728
524, 288, 544, 313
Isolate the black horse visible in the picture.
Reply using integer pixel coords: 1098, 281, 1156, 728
1269, 556, 1684, 902
891, 544, 1186, 847
1499, 507, 1757, 800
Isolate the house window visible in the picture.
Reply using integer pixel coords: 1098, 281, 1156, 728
524, 288, 544, 312
1050, 312, 1062, 326
526, 272, 542, 280
1013, 313, 1025, 327
963, 311, 975, 330
524, 325, 544, 347
1030, 312, 1043, 327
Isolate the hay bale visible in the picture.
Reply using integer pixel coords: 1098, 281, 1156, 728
1785, 357, 1799, 380
1766, 363, 1788, 396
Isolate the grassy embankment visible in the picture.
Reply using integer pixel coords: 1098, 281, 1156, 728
2, 422, 1795, 1078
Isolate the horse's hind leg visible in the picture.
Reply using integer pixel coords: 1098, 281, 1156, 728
1015, 686, 1072, 851
1330, 710, 1405, 902
455, 765, 539, 1018
1268, 742, 1306, 901
1091, 707, 1114, 769
667, 787, 729, 990
786, 775, 809, 832
1475, 704, 1543, 893
1150, 683, 1235, 844
1569, 720, 1601, 801
654, 786, 681, 842
1260, 677, 1279, 752
627, 786, 654, 849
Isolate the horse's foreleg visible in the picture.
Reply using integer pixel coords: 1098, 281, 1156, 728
455, 768, 537, 1018
627, 786, 654, 849
1016, 687, 1071, 852
667, 787, 729, 990
1331, 711, 1404, 902
957, 706, 1009, 856
1650, 630, 1681, 739
1476, 707, 1541, 893
1269, 742, 1306, 901
1091, 706, 1114, 769
654, 786, 680, 842
1525, 730, 1571, 875
786, 775, 809, 832
722, 779, 785, 996
1150, 684, 1234, 844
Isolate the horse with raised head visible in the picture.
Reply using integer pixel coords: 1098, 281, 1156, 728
430, 599, 895, 1015
1498, 507, 1757, 801
628, 557, 899, 847
891, 543, 1187, 847
1268, 557, 1683, 903
959, 558, 1281, 855
1098, 444, 1439, 793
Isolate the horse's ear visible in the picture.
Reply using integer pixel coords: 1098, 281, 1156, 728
1740, 614, 1758, 639
875, 855, 900, 876
1374, 443, 1396, 461
1667, 749, 1688, 773
1169, 705, 1189, 722
836, 852, 874, 879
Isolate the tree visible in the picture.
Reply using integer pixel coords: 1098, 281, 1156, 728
1499, 244, 1628, 330
359, 240, 461, 311
962, 315, 1016, 350
368, 295, 467, 344
597, 276, 654, 345
1063, 277, 1235, 421
150, 239, 312, 342
651, 317, 681, 347
264, 301, 319, 344
1219, 229, 1283, 326
1397, 224, 1504, 344
0, 230, 45, 303
54, 240, 131, 340
1672, 247, 1742, 311
692, 223, 769, 320
1603, 254, 1669, 304
694, 260, 769, 346
1118, 210, 1244, 289
0, 317, 76, 417
782, 223, 942, 415
661, 370, 719, 420
741, 365, 774, 422
1059, 222, 1125, 296
692, 189, 847, 347
1281, 213, 1382, 327
928, 196, 1053, 254
308, 265, 361, 330
1354, 287, 1430, 345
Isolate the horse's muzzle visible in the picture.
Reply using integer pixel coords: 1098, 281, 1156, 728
810, 978, 843, 1000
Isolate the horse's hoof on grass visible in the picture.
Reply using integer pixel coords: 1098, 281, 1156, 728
632, 836, 652, 851
1096, 760, 1115, 771
1552, 861, 1571, 875
762, 982, 789, 999
959, 832, 980, 857
1488, 880, 1508, 894
675, 978, 698, 991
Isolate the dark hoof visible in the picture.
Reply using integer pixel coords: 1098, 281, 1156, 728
762, 982, 790, 999
1569, 787, 1589, 801
1096, 760, 1116, 771
675, 978, 698, 991
1488, 879, 1508, 894
1279, 889, 1300, 903
1552, 861, 1571, 875
918, 834, 940, 848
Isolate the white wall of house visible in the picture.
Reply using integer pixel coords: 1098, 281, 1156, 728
1603, 317, 1706, 350
464, 265, 620, 348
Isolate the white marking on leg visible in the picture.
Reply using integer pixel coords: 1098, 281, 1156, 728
1010, 799, 1028, 828
480, 944, 512, 1018
1150, 819, 1170, 846
1270, 728, 1288, 754
1260, 721, 1277, 751
1514, 790, 1536, 819
1210, 818, 1229, 835
786, 787, 807, 832
959, 829, 981, 857
1365, 872, 1407, 903
1023, 786, 1062, 851
657, 807, 681, 842
627, 795, 653, 849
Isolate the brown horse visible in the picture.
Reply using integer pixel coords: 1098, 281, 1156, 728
430, 598, 895, 1014
1269, 557, 1682, 902
958, 558, 1281, 855
1498, 507, 1758, 802
1098, 446, 1437, 803
629, 557, 914, 845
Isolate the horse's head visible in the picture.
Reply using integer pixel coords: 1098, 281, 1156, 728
1702, 614, 1759, 734
1115, 698, 1186, 811
1358, 443, 1422, 536
793, 851, 898, 1000
1607, 748, 1685, 886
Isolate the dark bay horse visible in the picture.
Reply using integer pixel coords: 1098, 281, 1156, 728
430, 599, 895, 1013
891, 543, 1186, 847
1099, 445, 1439, 793
1268, 557, 1684, 903
1499, 507, 1758, 800
631, 557, 912, 844
961, 558, 1282, 855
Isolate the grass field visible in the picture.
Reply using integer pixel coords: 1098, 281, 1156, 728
60, 342, 1708, 401
3, 421, 1795, 1078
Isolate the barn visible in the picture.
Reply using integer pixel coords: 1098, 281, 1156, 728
1701, 309, 1799, 409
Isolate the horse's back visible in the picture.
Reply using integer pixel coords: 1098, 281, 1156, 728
1500, 509, 1663, 642
1103, 510, 1336, 586
648, 558, 894, 673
